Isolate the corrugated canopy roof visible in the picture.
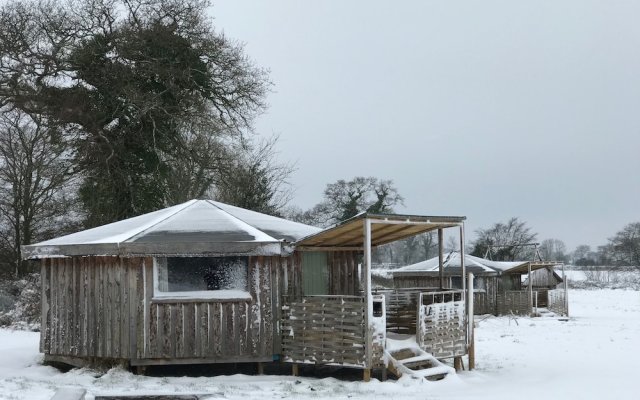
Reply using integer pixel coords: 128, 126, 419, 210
23, 200, 321, 258
393, 252, 561, 276
295, 212, 466, 249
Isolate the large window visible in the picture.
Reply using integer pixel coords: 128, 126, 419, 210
154, 256, 249, 299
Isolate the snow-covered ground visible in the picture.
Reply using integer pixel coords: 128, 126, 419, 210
1, 289, 638, 399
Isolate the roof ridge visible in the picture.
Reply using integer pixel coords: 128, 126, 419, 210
205, 199, 280, 242
122, 199, 199, 243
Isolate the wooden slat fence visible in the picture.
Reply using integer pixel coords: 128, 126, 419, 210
417, 290, 466, 359
497, 290, 532, 316
473, 292, 491, 315
548, 289, 568, 316
498, 290, 532, 315
281, 295, 367, 367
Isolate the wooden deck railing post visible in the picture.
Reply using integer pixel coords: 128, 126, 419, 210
363, 218, 373, 373
438, 228, 444, 289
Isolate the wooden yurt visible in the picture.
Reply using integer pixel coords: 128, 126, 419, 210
23, 200, 321, 370
24, 201, 474, 380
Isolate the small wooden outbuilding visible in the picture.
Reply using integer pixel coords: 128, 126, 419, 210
24, 200, 473, 379
393, 252, 568, 316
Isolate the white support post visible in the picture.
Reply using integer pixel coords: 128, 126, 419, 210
363, 218, 373, 369
563, 263, 569, 317
467, 272, 475, 370
528, 262, 533, 316
460, 223, 466, 303
438, 228, 444, 289
460, 222, 468, 360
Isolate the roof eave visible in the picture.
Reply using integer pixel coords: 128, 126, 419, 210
22, 241, 285, 259
295, 212, 466, 248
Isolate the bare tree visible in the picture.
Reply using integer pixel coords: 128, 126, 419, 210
539, 238, 567, 262
211, 135, 295, 216
471, 217, 537, 261
608, 222, 640, 269
0, 110, 76, 276
163, 122, 234, 205
445, 235, 459, 253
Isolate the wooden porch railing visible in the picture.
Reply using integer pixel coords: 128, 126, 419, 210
417, 290, 467, 359
281, 295, 368, 367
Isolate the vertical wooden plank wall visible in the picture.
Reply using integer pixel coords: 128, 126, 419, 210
143, 255, 284, 361
279, 252, 302, 300
41, 256, 145, 360
41, 253, 319, 363
328, 251, 362, 296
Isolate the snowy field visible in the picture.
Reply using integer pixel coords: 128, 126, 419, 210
0, 289, 638, 400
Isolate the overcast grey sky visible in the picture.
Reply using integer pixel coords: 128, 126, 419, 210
212, 1, 640, 251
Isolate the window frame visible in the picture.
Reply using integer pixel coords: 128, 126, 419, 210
152, 256, 252, 302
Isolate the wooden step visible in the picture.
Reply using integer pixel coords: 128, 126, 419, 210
413, 365, 452, 381
385, 347, 455, 382
389, 348, 419, 360
402, 358, 437, 370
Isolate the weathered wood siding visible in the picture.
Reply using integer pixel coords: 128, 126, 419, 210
500, 274, 522, 291
281, 296, 367, 367
393, 275, 442, 289
41, 256, 146, 360
143, 255, 286, 362
476, 276, 499, 315
280, 252, 303, 300
528, 268, 561, 288
473, 292, 491, 315
42, 253, 302, 364
328, 251, 362, 296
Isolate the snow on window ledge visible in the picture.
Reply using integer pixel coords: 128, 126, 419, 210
152, 289, 252, 303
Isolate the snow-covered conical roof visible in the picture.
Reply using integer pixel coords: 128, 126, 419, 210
23, 200, 321, 258
393, 252, 529, 276
393, 252, 562, 277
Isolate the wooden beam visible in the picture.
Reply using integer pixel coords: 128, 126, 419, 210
130, 356, 273, 366
296, 246, 364, 252
367, 218, 462, 227
150, 297, 251, 304
372, 224, 420, 244
309, 223, 364, 246
454, 357, 463, 372
363, 218, 372, 369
